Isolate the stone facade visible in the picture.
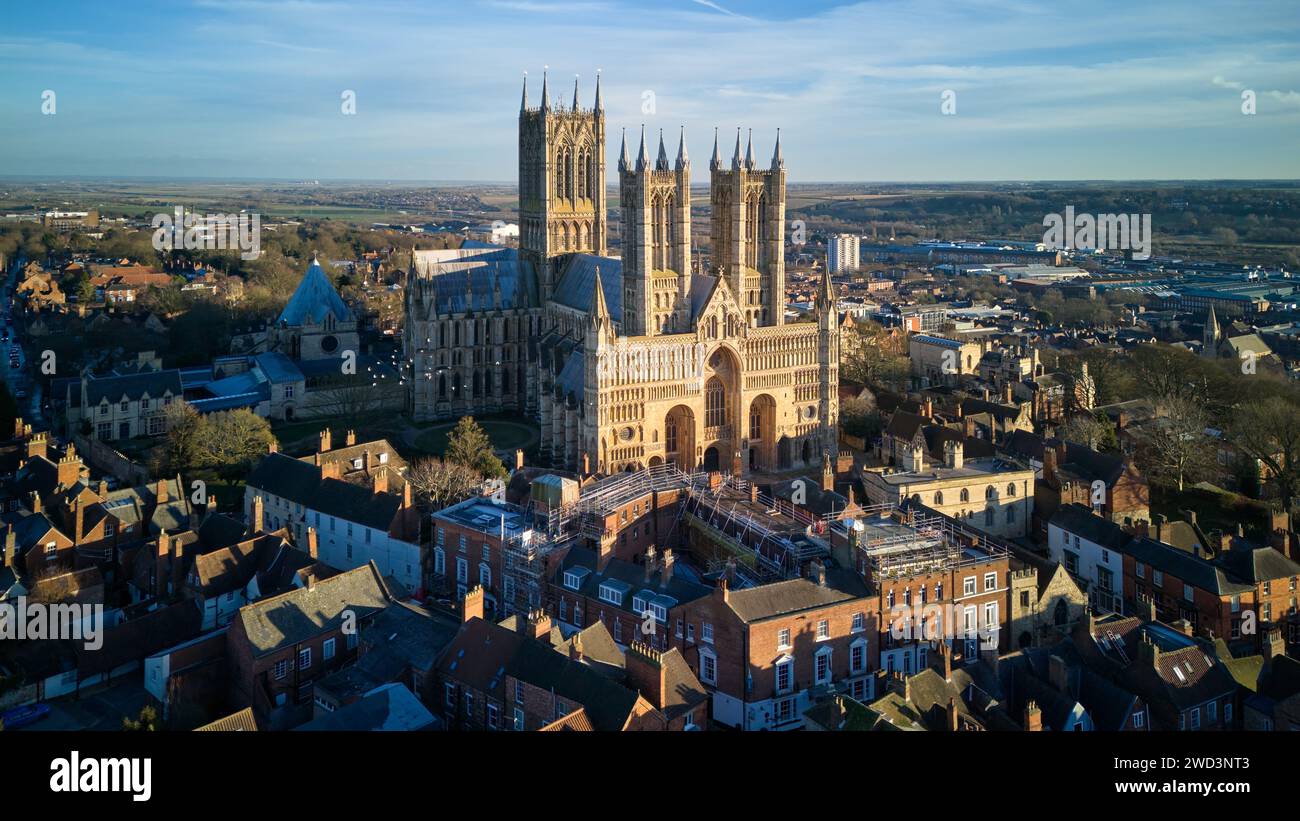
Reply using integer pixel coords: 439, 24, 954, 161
405, 74, 839, 476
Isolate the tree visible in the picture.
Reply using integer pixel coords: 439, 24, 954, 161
122, 705, 159, 732
199, 409, 278, 483
1232, 394, 1300, 510
1062, 410, 1118, 452
1138, 394, 1217, 493
444, 416, 507, 480
406, 457, 485, 513
153, 402, 206, 475
841, 320, 909, 392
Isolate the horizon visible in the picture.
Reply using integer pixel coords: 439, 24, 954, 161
2, 0, 1299, 182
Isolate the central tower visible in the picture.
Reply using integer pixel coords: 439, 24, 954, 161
518, 71, 608, 303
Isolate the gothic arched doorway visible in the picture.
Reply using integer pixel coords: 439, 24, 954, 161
747, 393, 777, 473
702, 446, 720, 473
664, 405, 696, 471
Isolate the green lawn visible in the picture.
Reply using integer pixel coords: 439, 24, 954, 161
414, 419, 538, 457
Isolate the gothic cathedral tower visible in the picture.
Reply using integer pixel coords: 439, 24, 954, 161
709, 128, 786, 327
518, 72, 607, 303
618, 126, 693, 337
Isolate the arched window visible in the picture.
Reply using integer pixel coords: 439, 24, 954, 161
959, 488, 970, 503
985, 486, 996, 500
750, 406, 762, 440
1007, 483, 1017, 497
1054, 599, 1069, 626
666, 416, 678, 453
705, 377, 726, 429
934, 491, 944, 505
984, 507, 994, 526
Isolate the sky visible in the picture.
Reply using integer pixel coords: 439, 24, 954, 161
1, 0, 1299, 182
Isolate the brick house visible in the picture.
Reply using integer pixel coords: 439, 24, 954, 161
226, 562, 392, 729
673, 566, 875, 731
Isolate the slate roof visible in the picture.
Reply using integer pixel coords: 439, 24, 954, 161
295, 683, 435, 731
552, 253, 622, 321
725, 571, 868, 623
1215, 545, 1300, 584
83, 369, 182, 407
1125, 537, 1252, 596
245, 452, 406, 532
555, 544, 713, 617
234, 562, 390, 658
1049, 503, 1129, 550
412, 246, 539, 312
277, 260, 354, 326
506, 636, 642, 731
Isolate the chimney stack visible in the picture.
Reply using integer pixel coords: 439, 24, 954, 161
156, 478, 168, 504
463, 585, 485, 623
372, 466, 389, 495
345, 429, 357, 447
29, 491, 42, 514
515, 449, 525, 471
26, 431, 47, 461
318, 428, 332, 453
625, 642, 668, 708
156, 530, 170, 598
268, 440, 278, 454
72, 496, 85, 545
660, 548, 675, 588
528, 608, 552, 640
644, 545, 658, 583
821, 452, 835, 492
582, 452, 591, 476
947, 697, 959, 732
306, 526, 319, 560
1024, 700, 1043, 731
251, 494, 264, 533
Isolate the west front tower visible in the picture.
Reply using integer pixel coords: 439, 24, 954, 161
709, 128, 786, 327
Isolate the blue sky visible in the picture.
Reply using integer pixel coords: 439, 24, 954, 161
2, 0, 1298, 181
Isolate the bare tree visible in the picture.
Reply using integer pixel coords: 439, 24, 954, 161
1232, 395, 1300, 510
406, 457, 485, 514
1138, 393, 1217, 493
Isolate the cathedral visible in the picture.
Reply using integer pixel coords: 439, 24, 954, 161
404, 73, 839, 476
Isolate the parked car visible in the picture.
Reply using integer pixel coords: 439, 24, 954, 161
1, 703, 50, 729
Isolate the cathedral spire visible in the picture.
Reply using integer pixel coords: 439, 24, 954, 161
594, 70, 603, 111
731, 127, 742, 170
520, 72, 528, 111
771, 128, 783, 170
816, 267, 835, 312
656, 129, 669, 171
676, 126, 689, 170
590, 265, 612, 329
709, 127, 721, 171
540, 68, 549, 111
745, 128, 755, 170
618, 127, 630, 172
635, 124, 648, 172
572, 74, 580, 110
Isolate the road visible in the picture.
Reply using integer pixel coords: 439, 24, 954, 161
1, 258, 47, 429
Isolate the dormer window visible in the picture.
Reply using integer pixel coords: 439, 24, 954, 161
563, 567, 590, 591
120, 399, 129, 411
598, 581, 627, 606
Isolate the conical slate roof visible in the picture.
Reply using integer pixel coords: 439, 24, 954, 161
277, 258, 354, 326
